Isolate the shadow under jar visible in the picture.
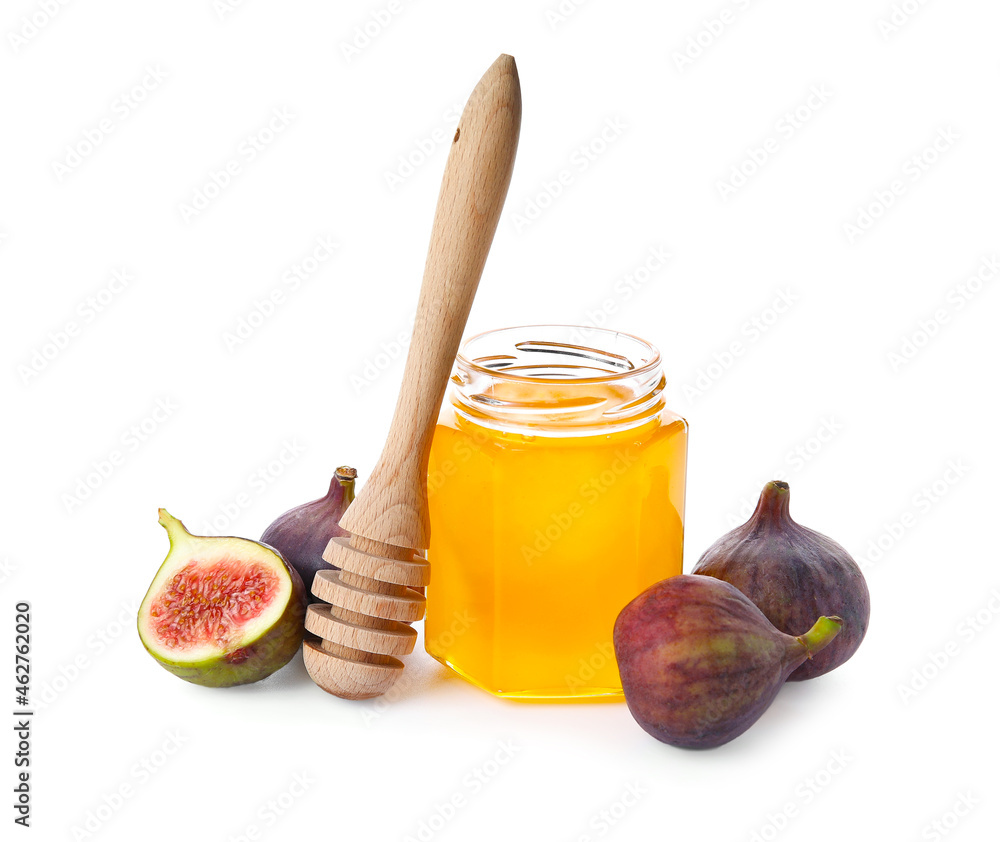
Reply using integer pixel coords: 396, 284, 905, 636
425, 325, 688, 699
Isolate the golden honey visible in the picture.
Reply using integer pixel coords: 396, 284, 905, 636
425, 326, 687, 699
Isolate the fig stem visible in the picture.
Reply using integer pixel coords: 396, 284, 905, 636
796, 615, 843, 659
158, 509, 191, 543
335, 467, 357, 506
751, 480, 793, 528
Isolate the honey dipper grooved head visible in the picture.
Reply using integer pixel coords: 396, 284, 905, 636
303, 536, 426, 697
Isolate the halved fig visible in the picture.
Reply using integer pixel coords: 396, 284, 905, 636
137, 509, 306, 687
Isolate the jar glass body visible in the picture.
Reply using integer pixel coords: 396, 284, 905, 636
424, 326, 687, 699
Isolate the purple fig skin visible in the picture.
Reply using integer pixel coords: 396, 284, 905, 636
614, 575, 842, 749
693, 481, 870, 681
260, 467, 356, 597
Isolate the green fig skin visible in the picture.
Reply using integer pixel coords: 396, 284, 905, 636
614, 575, 842, 749
138, 510, 307, 688
693, 481, 870, 681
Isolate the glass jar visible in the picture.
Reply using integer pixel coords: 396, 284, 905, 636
424, 325, 688, 699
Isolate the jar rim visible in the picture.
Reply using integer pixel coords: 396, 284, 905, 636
456, 324, 662, 385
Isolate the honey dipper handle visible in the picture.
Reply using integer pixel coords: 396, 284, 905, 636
339, 54, 522, 550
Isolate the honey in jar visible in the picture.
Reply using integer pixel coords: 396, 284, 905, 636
425, 326, 687, 699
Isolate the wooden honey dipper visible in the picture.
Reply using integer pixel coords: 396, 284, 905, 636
303, 54, 522, 700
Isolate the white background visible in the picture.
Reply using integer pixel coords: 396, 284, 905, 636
3, 1, 998, 840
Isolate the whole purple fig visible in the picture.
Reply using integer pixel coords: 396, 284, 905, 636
614, 575, 842, 749
260, 467, 356, 597
693, 480, 869, 680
